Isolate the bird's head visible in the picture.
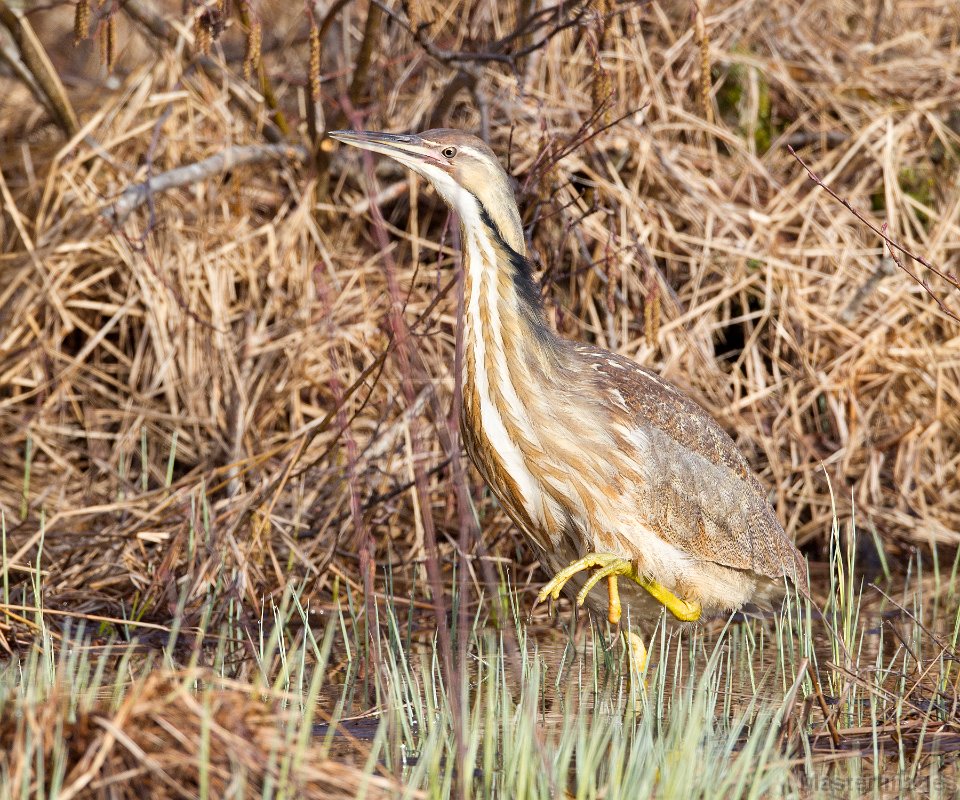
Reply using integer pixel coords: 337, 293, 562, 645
329, 128, 525, 253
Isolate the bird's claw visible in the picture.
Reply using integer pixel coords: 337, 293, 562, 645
536, 553, 625, 600
536, 553, 633, 624
537, 551, 703, 624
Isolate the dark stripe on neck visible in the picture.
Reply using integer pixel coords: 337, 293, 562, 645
475, 204, 546, 323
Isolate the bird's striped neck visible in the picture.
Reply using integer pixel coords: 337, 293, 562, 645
460, 207, 552, 365
458, 203, 562, 532
461, 212, 552, 375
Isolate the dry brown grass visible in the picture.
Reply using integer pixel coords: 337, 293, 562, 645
0, 0, 958, 648
0, 666, 404, 798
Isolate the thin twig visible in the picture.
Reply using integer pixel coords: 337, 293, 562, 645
315, 265, 378, 665
342, 96, 466, 785
788, 145, 960, 324
807, 659, 843, 748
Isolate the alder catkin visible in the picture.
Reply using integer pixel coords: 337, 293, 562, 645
589, 0, 611, 123
194, 12, 212, 56
99, 13, 117, 70
644, 283, 661, 349
74, 0, 90, 45
244, 18, 262, 82
308, 20, 321, 101
404, 0, 427, 33
591, 61, 612, 124
605, 248, 617, 314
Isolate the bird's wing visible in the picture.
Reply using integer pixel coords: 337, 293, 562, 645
577, 345, 807, 586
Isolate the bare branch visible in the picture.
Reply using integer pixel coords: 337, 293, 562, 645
104, 143, 308, 225
370, 0, 606, 69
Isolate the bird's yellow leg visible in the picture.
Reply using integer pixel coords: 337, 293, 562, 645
606, 574, 622, 626
639, 577, 701, 622
536, 552, 702, 623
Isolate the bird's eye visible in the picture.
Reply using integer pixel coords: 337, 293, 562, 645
441, 146, 458, 159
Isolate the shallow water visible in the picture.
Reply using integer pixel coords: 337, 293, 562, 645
309, 579, 960, 797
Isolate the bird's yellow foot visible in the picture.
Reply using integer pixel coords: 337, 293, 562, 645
536, 552, 702, 624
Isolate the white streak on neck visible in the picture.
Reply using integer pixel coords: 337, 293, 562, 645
460, 206, 543, 525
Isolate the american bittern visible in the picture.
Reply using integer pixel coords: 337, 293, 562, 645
331, 128, 807, 637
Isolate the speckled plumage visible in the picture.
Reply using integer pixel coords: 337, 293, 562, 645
331, 127, 808, 628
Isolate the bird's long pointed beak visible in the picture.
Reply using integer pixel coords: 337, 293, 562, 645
328, 130, 435, 164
